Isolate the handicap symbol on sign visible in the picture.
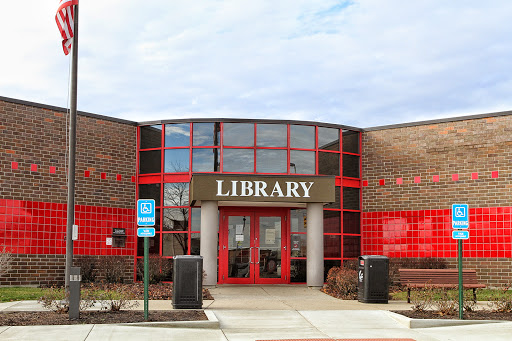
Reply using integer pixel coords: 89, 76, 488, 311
141, 203, 152, 214
455, 207, 466, 218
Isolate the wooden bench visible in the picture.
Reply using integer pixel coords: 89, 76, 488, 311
398, 268, 486, 303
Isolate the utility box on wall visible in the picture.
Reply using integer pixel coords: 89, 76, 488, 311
172, 255, 203, 309
357, 255, 389, 303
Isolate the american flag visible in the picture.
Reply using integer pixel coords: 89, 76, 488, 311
55, 0, 78, 55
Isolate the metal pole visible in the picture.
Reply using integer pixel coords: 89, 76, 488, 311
458, 238, 463, 320
65, 3, 79, 290
144, 236, 149, 320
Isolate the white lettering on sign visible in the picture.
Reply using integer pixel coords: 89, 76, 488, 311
137, 217, 155, 223
216, 180, 315, 198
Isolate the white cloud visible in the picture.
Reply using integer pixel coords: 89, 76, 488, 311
0, 1, 511, 128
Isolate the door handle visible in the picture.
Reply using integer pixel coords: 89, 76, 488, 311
256, 247, 260, 264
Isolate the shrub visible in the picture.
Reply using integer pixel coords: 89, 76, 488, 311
38, 287, 95, 313
431, 288, 458, 316
96, 286, 139, 311
75, 256, 97, 283
410, 285, 435, 312
487, 285, 512, 313
136, 255, 172, 284
97, 256, 127, 283
322, 266, 358, 300
0, 247, 13, 277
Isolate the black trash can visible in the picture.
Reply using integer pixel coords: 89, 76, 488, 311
172, 255, 203, 309
357, 255, 389, 303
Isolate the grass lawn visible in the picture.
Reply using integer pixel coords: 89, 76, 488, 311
391, 288, 512, 301
0, 287, 45, 302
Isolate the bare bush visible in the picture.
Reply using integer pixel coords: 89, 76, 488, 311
0, 247, 13, 277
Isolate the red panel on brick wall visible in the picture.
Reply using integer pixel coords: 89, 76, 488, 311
396, 178, 403, 185
362, 206, 512, 258
0, 199, 136, 256
379, 179, 385, 186
101, 172, 107, 180
116, 174, 122, 181
492, 171, 499, 178
433, 175, 439, 182
84, 170, 90, 177
11, 162, 18, 170
49, 166, 56, 174
452, 174, 459, 181
471, 172, 479, 180
414, 176, 421, 183
30, 164, 38, 172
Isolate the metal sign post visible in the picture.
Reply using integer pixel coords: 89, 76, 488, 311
137, 199, 155, 321
452, 204, 469, 320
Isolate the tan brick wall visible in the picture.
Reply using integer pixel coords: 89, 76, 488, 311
0, 99, 137, 208
362, 115, 512, 211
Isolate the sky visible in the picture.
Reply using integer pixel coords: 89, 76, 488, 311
1, 1, 512, 128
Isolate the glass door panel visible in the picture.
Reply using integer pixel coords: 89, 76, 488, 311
257, 216, 282, 279
227, 215, 252, 279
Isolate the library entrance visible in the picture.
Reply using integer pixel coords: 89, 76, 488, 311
219, 208, 289, 284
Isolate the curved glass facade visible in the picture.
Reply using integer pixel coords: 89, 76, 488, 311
137, 120, 362, 283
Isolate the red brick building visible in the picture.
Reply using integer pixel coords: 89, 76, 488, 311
1, 95, 511, 287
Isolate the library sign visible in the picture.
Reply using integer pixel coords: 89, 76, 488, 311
190, 174, 335, 204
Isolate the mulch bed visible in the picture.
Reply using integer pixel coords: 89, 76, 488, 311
0, 283, 213, 326
0, 310, 207, 326
393, 310, 512, 321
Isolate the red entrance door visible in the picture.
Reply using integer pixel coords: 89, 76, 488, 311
219, 208, 289, 284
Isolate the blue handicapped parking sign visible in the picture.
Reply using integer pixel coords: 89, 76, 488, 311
137, 199, 155, 226
452, 204, 469, 229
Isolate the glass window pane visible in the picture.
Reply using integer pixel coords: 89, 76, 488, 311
163, 183, 189, 206
164, 149, 189, 173
191, 207, 201, 232
165, 123, 190, 147
138, 184, 160, 207
342, 130, 360, 154
222, 149, 254, 172
290, 259, 307, 283
191, 233, 200, 255
162, 233, 188, 256
325, 186, 340, 209
290, 234, 307, 257
192, 148, 220, 172
343, 212, 360, 234
140, 125, 162, 149
256, 124, 287, 147
324, 235, 341, 258
324, 210, 341, 233
324, 260, 341, 281
343, 236, 361, 258
342, 154, 360, 178
256, 149, 287, 173
318, 152, 339, 176
223, 123, 254, 147
163, 208, 188, 231
193, 122, 220, 146
318, 127, 339, 151
290, 125, 315, 149
290, 150, 315, 174
139, 150, 161, 174
343, 187, 360, 210
291, 209, 307, 233
137, 234, 160, 256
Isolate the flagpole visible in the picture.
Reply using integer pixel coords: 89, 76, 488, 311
65, 2, 79, 289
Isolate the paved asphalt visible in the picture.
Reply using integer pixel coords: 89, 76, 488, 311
1, 285, 511, 341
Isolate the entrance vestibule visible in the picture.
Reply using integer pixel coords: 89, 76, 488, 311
219, 208, 288, 284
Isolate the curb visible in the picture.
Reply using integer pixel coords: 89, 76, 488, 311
122, 310, 219, 329
385, 311, 508, 329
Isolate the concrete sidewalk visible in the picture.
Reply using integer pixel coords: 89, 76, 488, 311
1, 285, 511, 341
